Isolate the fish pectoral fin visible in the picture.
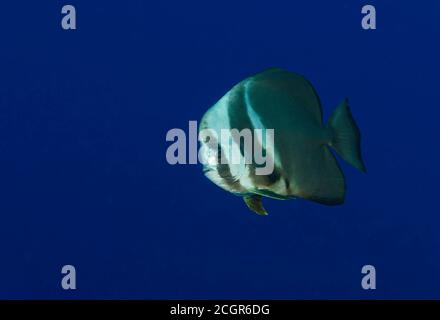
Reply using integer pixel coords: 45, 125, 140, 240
243, 195, 268, 216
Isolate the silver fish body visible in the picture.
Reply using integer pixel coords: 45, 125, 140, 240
199, 68, 365, 215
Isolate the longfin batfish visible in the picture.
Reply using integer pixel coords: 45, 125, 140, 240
199, 68, 365, 215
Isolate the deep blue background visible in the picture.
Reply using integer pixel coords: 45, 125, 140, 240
0, 0, 439, 299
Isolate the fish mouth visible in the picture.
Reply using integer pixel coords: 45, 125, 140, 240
202, 166, 214, 174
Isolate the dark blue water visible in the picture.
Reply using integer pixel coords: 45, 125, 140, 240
0, 1, 439, 299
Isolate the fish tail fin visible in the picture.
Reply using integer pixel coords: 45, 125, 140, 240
327, 98, 366, 173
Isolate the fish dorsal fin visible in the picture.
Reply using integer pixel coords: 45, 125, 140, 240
243, 195, 268, 216
246, 68, 323, 125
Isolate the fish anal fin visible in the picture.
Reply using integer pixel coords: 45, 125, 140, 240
243, 195, 268, 216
